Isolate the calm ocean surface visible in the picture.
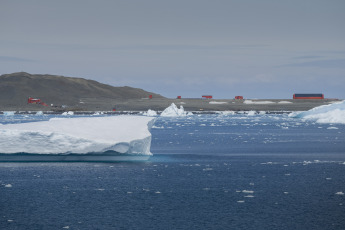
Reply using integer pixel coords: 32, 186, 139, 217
1, 114, 345, 229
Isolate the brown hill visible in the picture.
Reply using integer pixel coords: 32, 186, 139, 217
0, 72, 164, 110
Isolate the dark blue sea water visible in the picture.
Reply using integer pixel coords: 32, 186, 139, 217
1, 114, 345, 229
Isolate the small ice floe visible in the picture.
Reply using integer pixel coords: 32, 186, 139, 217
237, 200, 245, 203
203, 168, 213, 171
95, 188, 105, 191
249, 183, 254, 186
62, 226, 70, 229
326, 178, 332, 180
242, 190, 254, 194
327, 127, 338, 130
335, 192, 344, 195
8, 219, 14, 222
3, 111, 15, 116
244, 195, 254, 198
285, 174, 291, 176
261, 162, 274, 165
62, 111, 74, 116
4, 184, 12, 188
219, 111, 235, 115
284, 192, 289, 195
127, 192, 133, 194
247, 111, 256, 116
155, 191, 161, 194
209, 101, 227, 104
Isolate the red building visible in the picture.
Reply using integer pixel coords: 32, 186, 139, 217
235, 96, 244, 100
202, 95, 213, 99
293, 94, 324, 99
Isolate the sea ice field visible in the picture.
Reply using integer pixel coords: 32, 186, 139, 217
1, 102, 345, 229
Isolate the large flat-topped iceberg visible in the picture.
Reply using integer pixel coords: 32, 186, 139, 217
0, 116, 155, 156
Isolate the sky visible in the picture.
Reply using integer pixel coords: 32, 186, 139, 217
1, 0, 345, 99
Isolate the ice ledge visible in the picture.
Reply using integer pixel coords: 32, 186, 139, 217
0, 116, 155, 155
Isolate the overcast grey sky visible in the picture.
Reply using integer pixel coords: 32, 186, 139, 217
1, 0, 345, 99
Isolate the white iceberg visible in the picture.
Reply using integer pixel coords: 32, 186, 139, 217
143, 109, 157, 116
62, 111, 74, 116
289, 100, 345, 124
161, 103, 189, 117
247, 111, 256, 116
218, 111, 235, 116
0, 116, 155, 157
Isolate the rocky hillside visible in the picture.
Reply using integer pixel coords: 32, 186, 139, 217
0, 72, 164, 110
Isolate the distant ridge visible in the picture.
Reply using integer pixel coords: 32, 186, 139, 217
0, 72, 164, 110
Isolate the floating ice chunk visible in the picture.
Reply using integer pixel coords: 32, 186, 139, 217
242, 190, 254, 193
36, 111, 44, 115
0, 116, 155, 155
335, 192, 344, 195
62, 111, 74, 116
237, 200, 245, 203
3, 111, 15, 116
327, 127, 338, 130
247, 111, 256, 116
161, 103, 188, 117
143, 109, 157, 116
289, 100, 345, 124
4, 184, 12, 188
218, 111, 235, 115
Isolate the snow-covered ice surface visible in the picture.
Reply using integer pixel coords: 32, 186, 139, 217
209, 101, 227, 104
0, 116, 155, 155
244, 100, 275, 104
290, 100, 345, 124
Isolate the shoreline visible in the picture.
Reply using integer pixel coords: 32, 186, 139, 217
0, 98, 341, 113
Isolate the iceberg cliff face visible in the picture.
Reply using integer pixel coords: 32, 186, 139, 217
289, 100, 345, 124
0, 116, 155, 155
